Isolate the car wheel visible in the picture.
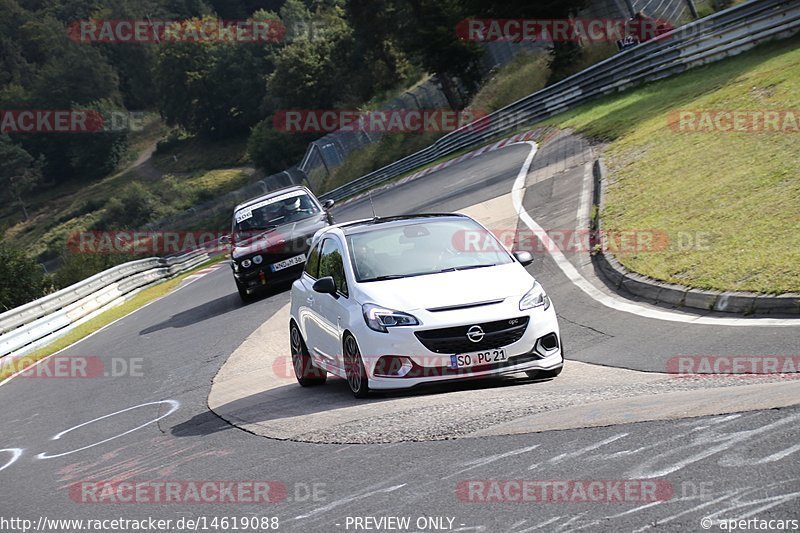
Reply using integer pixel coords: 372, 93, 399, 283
290, 322, 326, 386
236, 280, 254, 303
343, 334, 369, 398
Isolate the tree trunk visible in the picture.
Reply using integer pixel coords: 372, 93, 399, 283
14, 191, 29, 221
438, 74, 463, 110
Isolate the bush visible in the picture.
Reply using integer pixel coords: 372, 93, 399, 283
548, 41, 618, 84
470, 52, 550, 113
51, 251, 131, 291
0, 242, 50, 311
247, 119, 318, 175
94, 182, 158, 230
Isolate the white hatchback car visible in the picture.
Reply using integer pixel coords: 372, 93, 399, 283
288, 214, 563, 397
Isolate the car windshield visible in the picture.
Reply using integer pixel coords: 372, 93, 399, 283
347, 218, 513, 282
232, 192, 320, 239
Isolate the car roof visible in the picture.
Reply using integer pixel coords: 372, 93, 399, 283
233, 185, 314, 212
332, 213, 471, 236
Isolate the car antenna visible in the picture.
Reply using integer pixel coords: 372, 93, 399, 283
369, 190, 378, 220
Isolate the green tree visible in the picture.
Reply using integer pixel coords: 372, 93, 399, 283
0, 242, 49, 311
0, 135, 43, 221
247, 118, 318, 174
154, 15, 275, 138
265, 7, 357, 111
346, 0, 482, 109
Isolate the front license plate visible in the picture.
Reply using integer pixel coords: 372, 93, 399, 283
450, 348, 507, 369
270, 254, 305, 272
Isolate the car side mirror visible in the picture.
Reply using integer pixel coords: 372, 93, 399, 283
219, 234, 231, 245
322, 199, 335, 210
312, 276, 337, 295
514, 251, 533, 266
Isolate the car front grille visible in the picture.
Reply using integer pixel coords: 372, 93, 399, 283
414, 317, 529, 354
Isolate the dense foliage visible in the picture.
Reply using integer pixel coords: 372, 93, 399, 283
1, 0, 587, 183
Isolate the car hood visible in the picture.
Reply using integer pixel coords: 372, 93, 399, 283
354, 262, 534, 312
232, 215, 327, 259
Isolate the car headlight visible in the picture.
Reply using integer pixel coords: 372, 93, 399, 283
252, 255, 263, 265
241, 259, 252, 268
520, 281, 551, 311
362, 303, 419, 333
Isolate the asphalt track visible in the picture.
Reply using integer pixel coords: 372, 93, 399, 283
0, 142, 798, 532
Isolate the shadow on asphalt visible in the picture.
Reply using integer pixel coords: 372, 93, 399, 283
170, 410, 236, 437
199, 373, 554, 430
139, 283, 292, 335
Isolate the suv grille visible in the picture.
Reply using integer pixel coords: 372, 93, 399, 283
415, 317, 529, 354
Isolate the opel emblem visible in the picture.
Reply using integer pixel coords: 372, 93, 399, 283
467, 325, 485, 343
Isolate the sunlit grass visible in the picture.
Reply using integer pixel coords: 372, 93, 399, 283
545, 36, 800, 293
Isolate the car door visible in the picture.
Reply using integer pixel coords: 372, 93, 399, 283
297, 241, 327, 364
316, 237, 352, 371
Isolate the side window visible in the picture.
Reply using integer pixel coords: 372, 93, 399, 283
305, 241, 321, 278
319, 238, 348, 297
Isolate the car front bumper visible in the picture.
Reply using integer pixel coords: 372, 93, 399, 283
353, 299, 562, 390
233, 261, 306, 290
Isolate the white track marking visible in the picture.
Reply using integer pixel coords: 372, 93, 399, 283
445, 444, 540, 479
0, 448, 23, 472
510, 141, 800, 327
294, 483, 407, 521
528, 433, 628, 470
36, 399, 180, 459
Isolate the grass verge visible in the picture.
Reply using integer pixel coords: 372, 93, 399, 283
0, 254, 226, 382
546, 36, 800, 294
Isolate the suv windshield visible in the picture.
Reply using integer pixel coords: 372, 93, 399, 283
232, 191, 320, 239
347, 218, 513, 282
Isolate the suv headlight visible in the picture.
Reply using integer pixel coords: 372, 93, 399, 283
252, 255, 263, 265
520, 281, 551, 311
363, 303, 419, 333
241, 259, 252, 268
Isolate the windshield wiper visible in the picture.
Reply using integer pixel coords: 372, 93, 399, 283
436, 263, 497, 273
361, 274, 408, 282
245, 225, 278, 232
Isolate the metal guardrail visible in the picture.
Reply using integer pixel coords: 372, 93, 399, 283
319, 0, 800, 202
0, 248, 212, 360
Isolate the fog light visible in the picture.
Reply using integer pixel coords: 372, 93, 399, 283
374, 356, 413, 378
535, 333, 559, 356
